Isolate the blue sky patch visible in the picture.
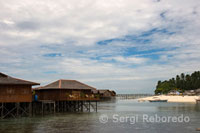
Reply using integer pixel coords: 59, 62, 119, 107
96, 28, 175, 46
97, 35, 152, 45
123, 47, 177, 60
140, 28, 175, 37
43, 53, 62, 57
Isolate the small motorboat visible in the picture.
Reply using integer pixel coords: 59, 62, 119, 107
149, 99, 168, 102
149, 97, 168, 102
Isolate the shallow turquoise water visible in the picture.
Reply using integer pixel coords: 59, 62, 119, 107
0, 99, 200, 133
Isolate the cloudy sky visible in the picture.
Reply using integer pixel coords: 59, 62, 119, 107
0, 0, 200, 93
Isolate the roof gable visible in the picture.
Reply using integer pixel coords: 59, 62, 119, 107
38, 79, 96, 90
0, 72, 40, 85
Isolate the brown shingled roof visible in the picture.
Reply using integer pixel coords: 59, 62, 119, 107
0, 72, 40, 85
36, 79, 96, 90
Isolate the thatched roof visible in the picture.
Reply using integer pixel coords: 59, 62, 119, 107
0, 72, 40, 85
35, 79, 96, 90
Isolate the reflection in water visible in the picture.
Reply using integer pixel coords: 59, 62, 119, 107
0, 99, 200, 133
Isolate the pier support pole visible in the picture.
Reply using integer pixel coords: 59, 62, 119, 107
16, 103, 19, 117
81, 101, 83, 112
57, 101, 60, 112
29, 102, 32, 117
1, 103, 3, 119
54, 102, 56, 115
42, 102, 44, 116
78, 101, 80, 112
96, 101, 97, 112
89, 101, 90, 112
64, 101, 66, 112
74, 101, 76, 112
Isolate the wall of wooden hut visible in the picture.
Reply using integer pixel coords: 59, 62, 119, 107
0, 84, 32, 103
34, 89, 94, 101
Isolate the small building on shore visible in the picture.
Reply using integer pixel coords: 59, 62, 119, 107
168, 90, 180, 96
184, 90, 196, 96
195, 89, 200, 95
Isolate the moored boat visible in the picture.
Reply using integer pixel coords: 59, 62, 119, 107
149, 97, 168, 102
149, 99, 168, 102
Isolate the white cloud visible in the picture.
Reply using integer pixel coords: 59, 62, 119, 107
0, 0, 200, 93
112, 56, 148, 64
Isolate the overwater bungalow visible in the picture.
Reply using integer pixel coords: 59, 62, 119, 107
33, 79, 99, 101
98, 89, 113, 100
0, 72, 40, 118
33, 79, 99, 113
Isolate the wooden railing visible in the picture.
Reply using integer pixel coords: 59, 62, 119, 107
65, 94, 100, 101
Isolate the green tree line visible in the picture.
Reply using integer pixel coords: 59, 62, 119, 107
155, 71, 200, 94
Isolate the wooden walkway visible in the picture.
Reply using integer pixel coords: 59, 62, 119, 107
116, 94, 153, 99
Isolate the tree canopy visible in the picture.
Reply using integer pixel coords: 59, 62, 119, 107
154, 71, 200, 94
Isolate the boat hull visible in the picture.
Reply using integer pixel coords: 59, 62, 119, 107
149, 100, 168, 102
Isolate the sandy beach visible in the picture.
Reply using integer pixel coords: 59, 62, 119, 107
138, 95, 200, 103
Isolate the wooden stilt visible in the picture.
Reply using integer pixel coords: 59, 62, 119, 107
54, 102, 56, 115
57, 101, 59, 112
74, 101, 76, 112
42, 102, 44, 116
66, 101, 68, 111
29, 102, 32, 117
1, 103, 3, 119
64, 101, 66, 112
96, 101, 97, 112
81, 101, 83, 112
16, 103, 19, 117
89, 101, 90, 112
49, 103, 51, 113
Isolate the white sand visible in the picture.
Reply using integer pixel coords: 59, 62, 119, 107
138, 95, 200, 103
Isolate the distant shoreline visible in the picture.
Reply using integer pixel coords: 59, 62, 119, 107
138, 95, 200, 103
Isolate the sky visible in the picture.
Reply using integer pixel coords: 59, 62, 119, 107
0, 0, 200, 94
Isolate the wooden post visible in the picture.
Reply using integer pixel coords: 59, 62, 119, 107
42, 102, 44, 116
61, 101, 63, 112
77, 101, 79, 112
16, 103, 19, 117
49, 103, 51, 114
57, 101, 59, 112
96, 101, 97, 112
29, 102, 32, 117
64, 101, 66, 112
81, 101, 83, 112
74, 101, 76, 112
1, 103, 3, 119
54, 102, 56, 115
89, 101, 90, 112
66, 101, 68, 111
